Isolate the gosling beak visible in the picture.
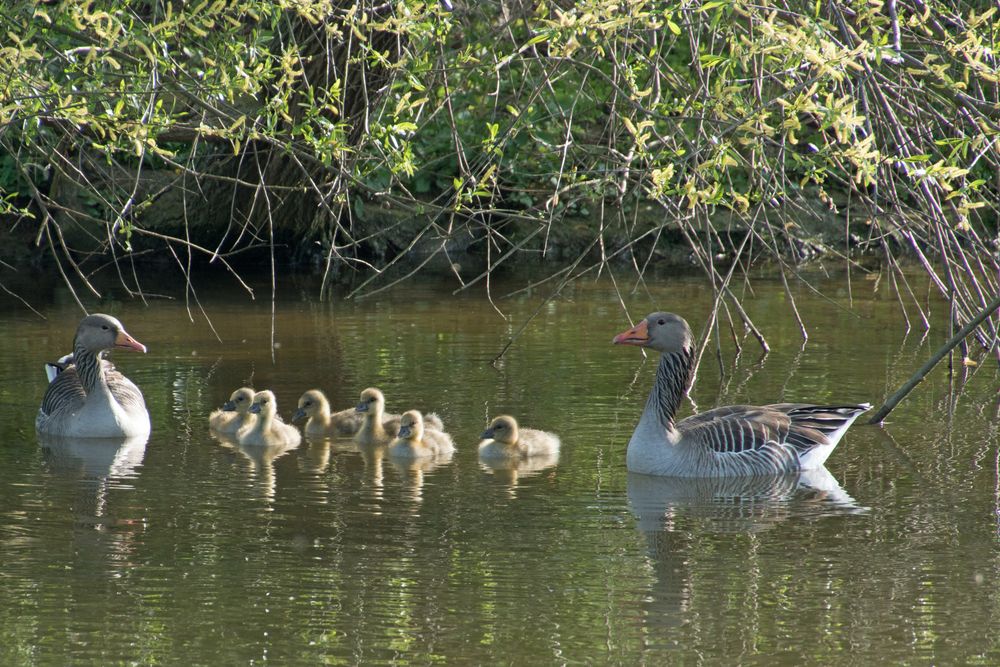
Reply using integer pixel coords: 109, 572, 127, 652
397, 425, 412, 439
291, 408, 306, 423
481, 428, 495, 439
356, 402, 368, 413
249, 403, 262, 414
222, 400, 237, 411
115, 330, 147, 353
612, 319, 650, 346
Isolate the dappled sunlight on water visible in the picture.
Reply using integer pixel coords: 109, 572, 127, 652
0, 267, 997, 664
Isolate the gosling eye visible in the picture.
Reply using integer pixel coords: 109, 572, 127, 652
657, 318, 666, 326
101, 325, 110, 330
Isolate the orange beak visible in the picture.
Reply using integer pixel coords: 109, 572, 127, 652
115, 330, 147, 353
612, 319, 650, 346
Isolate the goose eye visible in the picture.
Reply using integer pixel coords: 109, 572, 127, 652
657, 318, 666, 325
102, 325, 110, 330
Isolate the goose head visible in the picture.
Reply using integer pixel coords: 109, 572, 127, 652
356, 387, 385, 415
292, 389, 329, 423
222, 387, 255, 413
396, 410, 424, 441
75, 314, 147, 355
482, 415, 519, 445
612, 312, 693, 354
248, 390, 278, 419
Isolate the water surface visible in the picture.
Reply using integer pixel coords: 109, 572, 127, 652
1, 266, 997, 665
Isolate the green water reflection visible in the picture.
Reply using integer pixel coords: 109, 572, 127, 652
0, 267, 997, 665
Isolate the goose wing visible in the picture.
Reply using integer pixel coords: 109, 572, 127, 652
39, 366, 87, 418
766, 403, 871, 439
104, 364, 147, 412
678, 405, 828, 455
41, 360, 146, 418
679, 403, 869, 456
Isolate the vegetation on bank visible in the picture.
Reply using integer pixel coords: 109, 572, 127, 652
0, 1, 997, 349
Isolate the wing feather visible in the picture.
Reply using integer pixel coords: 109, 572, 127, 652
679, 403, 869, 458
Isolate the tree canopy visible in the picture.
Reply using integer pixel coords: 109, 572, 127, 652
0, 0, 997, 342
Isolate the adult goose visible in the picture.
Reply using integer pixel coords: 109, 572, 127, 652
613, 312, 869, 477
36, 314, 150, 439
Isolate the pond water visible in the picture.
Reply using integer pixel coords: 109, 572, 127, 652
0, 264, 997, 665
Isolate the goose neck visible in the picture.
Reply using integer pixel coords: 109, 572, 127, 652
649, 348, 694, 428
73, 341, 104, 394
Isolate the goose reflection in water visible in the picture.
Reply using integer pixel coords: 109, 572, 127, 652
37, 433, 149, 570
627, 467, 867, 626
39, 433, 148, 483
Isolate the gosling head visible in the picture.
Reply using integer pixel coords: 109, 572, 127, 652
396, 410, 425, 441
612, 312, 693, 355
481, 414, 519, 446
356, 387, 385, 415
248, 390, 278, 418
292, 389, 329, 423
222, 387, 255, 413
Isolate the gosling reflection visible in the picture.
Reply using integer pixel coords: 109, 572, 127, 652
298, 437, 332, 475
211, 430, 299, 505
358, 443, 387, 501
388, 450, 455, 503
478, 450, 560, 498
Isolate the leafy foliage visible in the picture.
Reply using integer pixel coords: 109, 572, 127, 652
0, 0, 996, 338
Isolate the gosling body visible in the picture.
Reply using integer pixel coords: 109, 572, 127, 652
238, 390, 301, 447
209, 387, 257, 436
292, 389, 363, 437
388, 410, 455, 459
478, 415, 560, 459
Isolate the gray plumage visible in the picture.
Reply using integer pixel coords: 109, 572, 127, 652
614, 312, 869, 477
36, 314, 150, 439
